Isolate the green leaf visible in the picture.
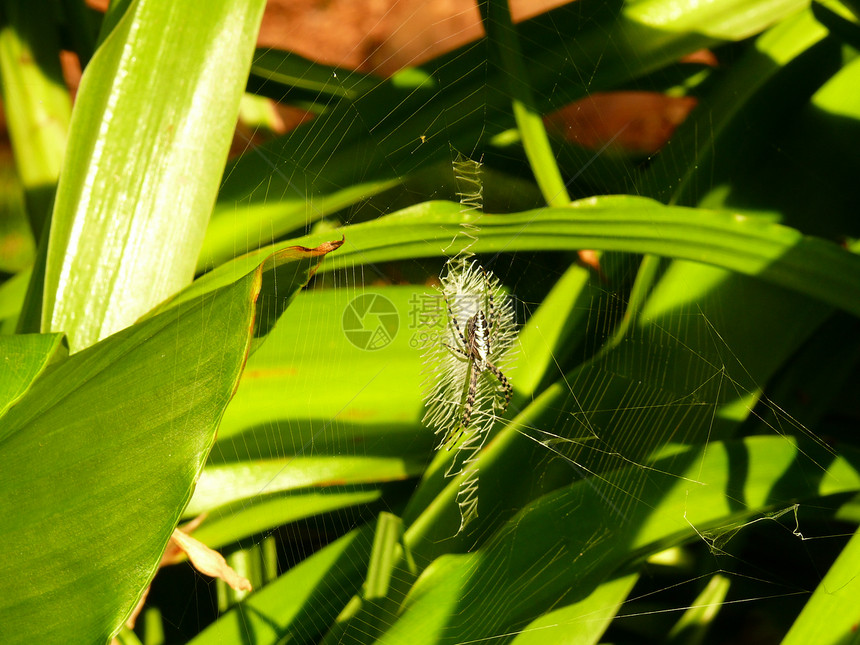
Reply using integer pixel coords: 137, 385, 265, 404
42, 0, 266, 352
206, 0, 811, 271
0, 332, 64, 417
0, 160, 35, 273
0, 0, 71, 235
147, 239, 344, 350
190, 526, 375, 645
268, 197, 860, 319
513, 261, 609, 397
212, 285, 429, 456
667, 574, 731, 645
378, 437, 859, 644
248, 48, 380, 103
366, 513, 405, 600
782, 525, 860, 645
185, 456, 421, 517
480, 0, 570, 208
639, 5, 832, 204
190, 285, 431, 547
190, 489, 381, 551
0, 267, 261, 643
0, 268, 30, 332
510, 573, 639, 645
812, 1, 860, 50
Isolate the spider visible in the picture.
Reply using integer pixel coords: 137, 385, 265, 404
442, 277, 513, 445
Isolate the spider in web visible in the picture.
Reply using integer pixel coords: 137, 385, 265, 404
442, 273, 513, 445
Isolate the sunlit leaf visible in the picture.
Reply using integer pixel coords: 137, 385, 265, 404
42, 0, 266, 351
0, 268, 261, 643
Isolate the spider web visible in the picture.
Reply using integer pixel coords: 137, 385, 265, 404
138, 2, 860, 643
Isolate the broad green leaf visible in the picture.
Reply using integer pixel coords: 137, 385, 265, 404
812, 1, 860, 49
190, 526, 375, 645
686, 25, 860, 240
189, 489, 381, 550
782, 524, 860, 644
147, 239, 344, 350
510, 263, 594, 396
510, 573, 639, 645
0, 237, 335, 640
0, 267, 262, 643
154, 241, 342, 314
208, 0, 802, 269
0, 332, 64, 417
0, 0, 71, 235
640, 5, 832, 205
0, 160, 35, 273
376, 437, 859, 644
190, 286, 431, 547
0, 268, 32, 332
667, 574, 731, 644
248, 48, 379, 103
43, 0, 266, 352
258, 198, 860, 319
366, 513, 406, 600
213, 286, 430, 455
481, 0, 570, 208
185, 456, 421, 517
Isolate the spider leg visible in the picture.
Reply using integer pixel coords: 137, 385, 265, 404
485, 361, 512, 411
443, 342, 470, 361
481, 267, 496, 338
462, 363, 479, 429
442, 365, 473, 450
442, 292, 467, 349
444, 427, 465, 451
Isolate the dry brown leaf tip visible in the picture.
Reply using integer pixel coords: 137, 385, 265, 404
170, 528, 252, 592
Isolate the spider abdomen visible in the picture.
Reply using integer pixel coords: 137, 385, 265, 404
466, 311, 491, 366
